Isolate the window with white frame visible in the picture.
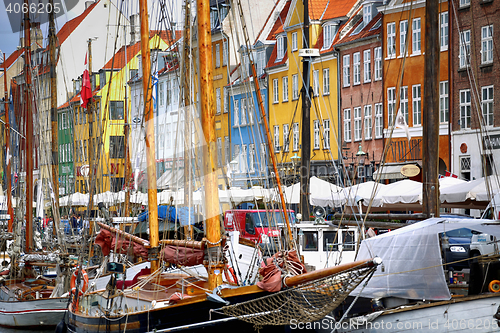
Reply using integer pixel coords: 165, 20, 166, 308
344, 109, 351, 142
217, 137, 222, 167
215, 44, 220, 68
248, 100, 254, 124
460, 89, 471, 129
277, 35, 286, 60
354, 107, 362, 141
412, 84, 421, 126
323, 24, 335, 48
460, 156, 471, 181
400, 86, 408, 124
223, 40, 228, 66
363, 5, 372, 23
283, 124, 289, 152
387, 22, 396, 58
313, 120, 320, 149
387, 87, 396, 126
292, 32, 298, 51
257, 50, 266, 76
343, 55, 350, 86
241, 98, 247, 125
159, 82, 165, 107
260, 143, 266, 172
375, 103, 383, 138
273, 79, 279, 103
482, 85, 494, 126
223, 88, 228, 113
292, 74, 299, 100
459, 30, 471, 68
313, 70, 319, 96
412, 18, 421, 54
353, 52, 361, 85
216, 87, 221, 114
400, 20, 408, 56
282, 76, 289, 102
224, 136, 229, 164
249, 144, 255, 172
374, 47, 382, 80
233, 145, 240, 172
274, 125, 280, 152
481, 25, 493, 64
439, 81, 449, 123
364, 105, 372, 139
363, 49, 371, 82
241, 145, 248, 173
234, 99, 240, 126
323, 119, 330, 149
459, 0, 470, 7
440, 12, 448, 51
293, 123, 299, 151
323, 68, 330, 95
166, 123, 171, 147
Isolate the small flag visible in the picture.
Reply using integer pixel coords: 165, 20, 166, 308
395, 108, 411, 142
80, 53, 92, 109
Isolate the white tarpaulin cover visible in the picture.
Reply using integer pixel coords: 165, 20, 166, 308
440, 175, 500, 203
355, 218, 500, 301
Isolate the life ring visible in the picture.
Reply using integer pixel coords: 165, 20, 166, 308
489, 280, 500, 293
224, 265, 238, 285
70, 269, 89, 293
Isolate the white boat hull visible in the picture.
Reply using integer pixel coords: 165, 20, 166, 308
0, 297, 68, 328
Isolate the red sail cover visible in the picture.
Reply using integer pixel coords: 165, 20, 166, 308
257, 250, 307, 292
95, 229, 148, 259
161, 245, 204, 266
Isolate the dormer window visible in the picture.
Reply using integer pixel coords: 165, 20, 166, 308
323, 24, 336, 49
210, 8, 219, 30
363, 5, 372, 24
277, 35, 286, 61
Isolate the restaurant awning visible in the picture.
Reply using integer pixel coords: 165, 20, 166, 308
373, 162, 421, 180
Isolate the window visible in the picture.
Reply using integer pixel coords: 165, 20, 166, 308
303, 231, 318, 251
363, 50, 371, 83
400, 20, 408, 56
313, 120, 320, 149
323, 231, 339, 251
313, 70, 319, 96
240, 98, 247, 125
215, 43, 220, 68
342, 55, 350, 87
292, 32, 298, 51
166, 79, 172, 107
323, 68, 330, 95
283, 124, 289, 152
364, 105, 372, 139
459, 30, 471, 68
459, 0, 470, 7
223, 88, 228, 113
257, 50, 266, 76
412, 18, 421, 54
217, 137, 222, 167
374, 47, 382, 81
241, 145, 248, 173
109, 136, 125, 158
387, 87, 396, 126
277, 35, 286, 60
387, 22, 396, 58
343, 230, 355, 251
273, 79, 279, 103
375, 103, 383, 138
233, 145, 240, 172
216, 87, 221, 115
234, 99, 240, 126
292, 74, 299, 100
482, 85, 494, 126
260, 143, 266, 172
225, 136, 229, 165
223, 40, 228, 66
282, 76, 289, 102
344, 109, 351, 142
323, 119, 330, 149
460, 156, 471, 181
249, 144, 255, 172
159, 82, 165, 106
293, 123, 299, 151
109, 101, 124, 120
274, 125, 280, 152
363, 5, 372, 24
354, 107, 362, 141
412, 84, 421, 126
460, 89, 471, 129
61, 112, 68, 129
400, 86, 408, 124
440, 12, 448, 51
481, 25, 493, 64
353, 52, 360, 85
439, 81, 449, 123
323, 24, 335, 48
166, 123, 171, 147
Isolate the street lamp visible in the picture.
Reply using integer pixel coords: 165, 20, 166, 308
355, 144, 367, 183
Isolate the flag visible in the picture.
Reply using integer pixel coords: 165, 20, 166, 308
445, 170, 458, 178
152, 71, 159, 111
80, 53, 92, 109
395, 108, 411, 142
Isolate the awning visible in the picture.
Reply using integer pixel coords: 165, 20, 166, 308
373, 163, 420, 180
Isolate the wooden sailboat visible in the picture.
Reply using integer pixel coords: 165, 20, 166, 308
63, 0, 379, 332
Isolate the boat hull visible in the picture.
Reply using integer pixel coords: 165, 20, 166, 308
0, 297, 68, 328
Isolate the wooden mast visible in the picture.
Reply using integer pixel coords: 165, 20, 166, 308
87, 40, 94, 217
123, 30, 131, 219
197, 0, 223, 290
3, 53, 13, 232
139, 0, 159, 272
24, 0, 34, 252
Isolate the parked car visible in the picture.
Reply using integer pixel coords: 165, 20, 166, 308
440, 228, 474, 271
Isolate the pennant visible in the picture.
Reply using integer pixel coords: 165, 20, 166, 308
80, 53, 92, 109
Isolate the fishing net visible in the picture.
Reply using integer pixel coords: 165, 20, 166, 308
222, 263, 376, 327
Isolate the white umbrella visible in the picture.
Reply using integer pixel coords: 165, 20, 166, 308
59, 192, 89, 206
343, 181, 387, 207
380, 179, 422, 205
439, 176, 500, 203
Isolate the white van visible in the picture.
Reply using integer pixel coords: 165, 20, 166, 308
469, 193, 500, 260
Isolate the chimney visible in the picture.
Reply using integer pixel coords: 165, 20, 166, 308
85, 1, 94, 9
130, 14, 140, 45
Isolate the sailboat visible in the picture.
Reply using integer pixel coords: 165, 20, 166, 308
63, 0, 380, 331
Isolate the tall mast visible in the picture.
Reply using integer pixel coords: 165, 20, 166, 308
124, 28, 131, 218
197, 0, 223, 290
422, 0, 440, 217
87, 40, 94, 216
139, 0, 159, 272
3, 53, 13, 232
300, 0, 311, 220
49, 0, 60, 219
24, 0, 34, 252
